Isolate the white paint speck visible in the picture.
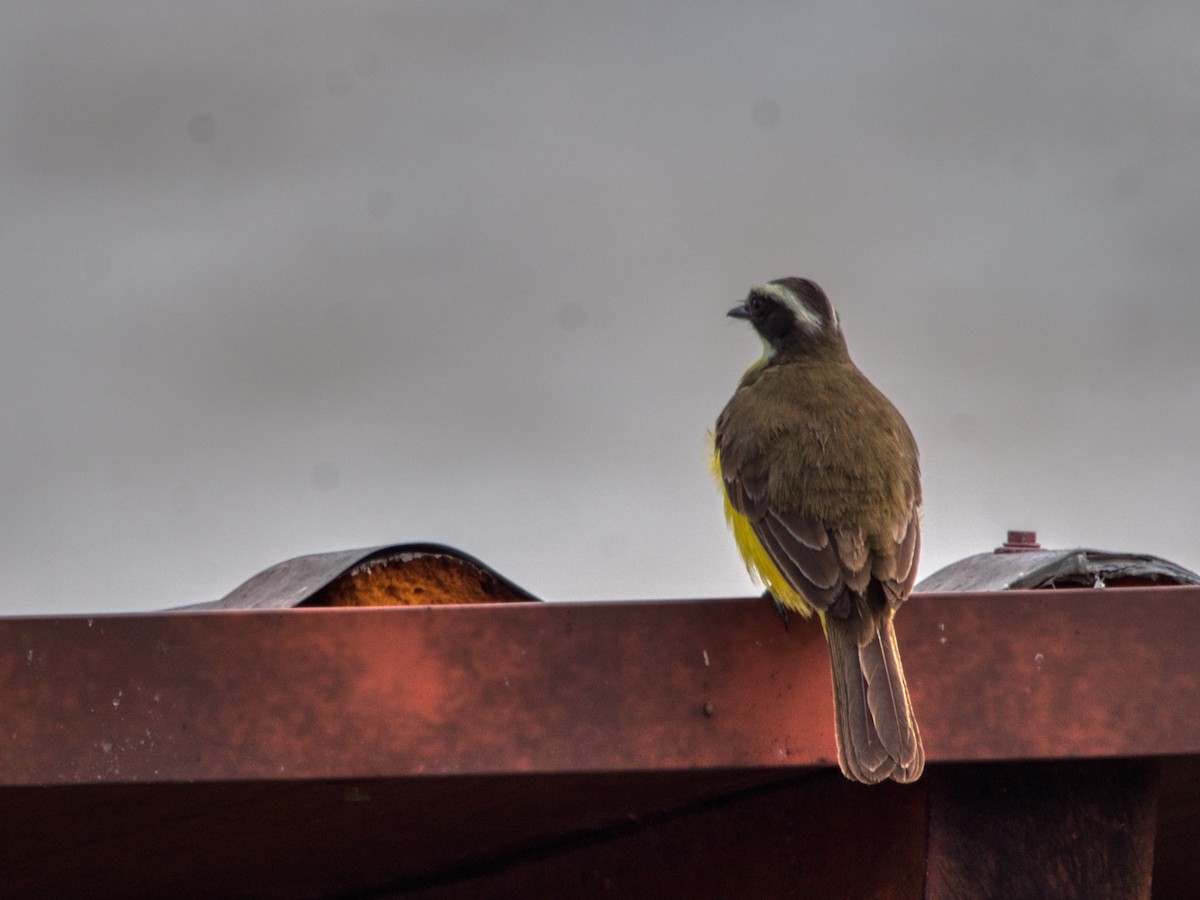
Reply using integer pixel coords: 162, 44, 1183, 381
702, 650, 710, 667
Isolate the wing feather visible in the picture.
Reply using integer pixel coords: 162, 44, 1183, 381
755, 513, 843, 610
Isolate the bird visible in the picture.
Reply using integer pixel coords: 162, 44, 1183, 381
713, 277, 924, 783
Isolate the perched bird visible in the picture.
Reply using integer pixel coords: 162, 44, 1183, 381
714, 277, 924, 783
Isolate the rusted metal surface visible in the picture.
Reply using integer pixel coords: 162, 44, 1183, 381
181, 543, 538, 610
404, 763, 1162, 900
5, 588, 1200, 786
3, 596, 834, 784
1153, 757, 1200, 900
925, 760, 1158, 900
403, 772, 928, 900
0, 762, 1184, 899
314, 553, 533, 606
905, 586, 1200, 761
2, 762, 1178, 900
0, 771, 792, 900
4, 587, 1200, 897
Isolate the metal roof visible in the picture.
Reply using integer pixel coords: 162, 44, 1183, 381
918, 547, 1200, 592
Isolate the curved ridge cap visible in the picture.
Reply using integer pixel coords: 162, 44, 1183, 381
171, 543, 539, 611
917, 548, 1200, 593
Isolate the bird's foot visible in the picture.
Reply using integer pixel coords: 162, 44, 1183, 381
766, 591, 789, 630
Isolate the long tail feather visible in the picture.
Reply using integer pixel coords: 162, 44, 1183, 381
825, 613, 924, 784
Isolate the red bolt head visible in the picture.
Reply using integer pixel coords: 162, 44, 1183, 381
996, 530, 1042, 554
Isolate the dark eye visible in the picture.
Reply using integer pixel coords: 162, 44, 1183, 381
748, 294, 764, 314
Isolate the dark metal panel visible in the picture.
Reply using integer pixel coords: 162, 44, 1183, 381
1152, 756, 1200, 900
925, 760, 1158, 900
399, 773, 928, 900
0, 771, 790, 900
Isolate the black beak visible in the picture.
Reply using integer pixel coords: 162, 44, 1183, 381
727, 302, 751, 320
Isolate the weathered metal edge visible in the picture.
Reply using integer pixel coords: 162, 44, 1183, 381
5, 586, 1200, 786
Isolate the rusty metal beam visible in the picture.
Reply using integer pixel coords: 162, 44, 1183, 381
5, 586, 1200, 786
4, 586, 1200, 897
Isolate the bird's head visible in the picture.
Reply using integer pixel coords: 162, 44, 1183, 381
728, 277, 847, 362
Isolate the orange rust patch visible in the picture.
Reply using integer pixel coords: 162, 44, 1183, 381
313, 554, 530, 606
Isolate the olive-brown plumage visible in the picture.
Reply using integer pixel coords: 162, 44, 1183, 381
715, 277, 924, 783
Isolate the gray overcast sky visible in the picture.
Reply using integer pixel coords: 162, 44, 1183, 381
4, 2, 1200, 615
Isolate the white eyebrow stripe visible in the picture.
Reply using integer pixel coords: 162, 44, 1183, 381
752, 282, 824, 333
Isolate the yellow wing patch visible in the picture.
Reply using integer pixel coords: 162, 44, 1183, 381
710, 445, 816, 619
